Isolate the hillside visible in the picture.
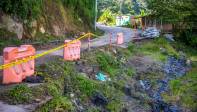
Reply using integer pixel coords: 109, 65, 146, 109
0, 0, 95, 39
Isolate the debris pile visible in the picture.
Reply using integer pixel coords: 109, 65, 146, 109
164, 56, 187, 77
164, 34, 175, 42
139, 56, 188, 112
141, 27, 160, 38
91, 92, 108, 106
24, 75, 44, 83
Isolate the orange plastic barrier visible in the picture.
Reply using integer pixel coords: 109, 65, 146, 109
3, 45, 35, 84
117, 33, 124, 45
64, 40, 81, 61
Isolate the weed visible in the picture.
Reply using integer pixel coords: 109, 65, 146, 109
96, 52, 120, 76
7, 84, 32, 104
163, 68, 197, 110
47, 80, 64, 97
87, 107, 101, 112
127, 43, 135, 53
123, 67, 135, 77
135, 37, 179, 62
36, 96, 74, 112
76, 75, 99, 97
106, 100, 123, 112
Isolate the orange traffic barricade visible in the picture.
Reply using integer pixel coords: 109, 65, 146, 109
3, 45, 35, 84
64, 40, 81, 61
117, 33, 124, 45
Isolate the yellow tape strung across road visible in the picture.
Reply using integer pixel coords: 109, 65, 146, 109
0, 33, 97, 70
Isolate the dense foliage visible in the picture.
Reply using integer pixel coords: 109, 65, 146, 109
0, 0, 96, 27
147, 0, 197, 47
98, 0, 147, 16
0, 0, 43, 21
98, 0, 147, 25
62, 0, 96, 27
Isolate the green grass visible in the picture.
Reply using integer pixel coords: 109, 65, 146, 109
34, 57, 126, 111
134, 37, 179, 62
34, 59, 76, 111
96, 51, 120, 77
75, 75, 100, 98
106, 100, 123, 112
36, 96, 74, 112
162, 68, 197, 110
7, 84, 33, 104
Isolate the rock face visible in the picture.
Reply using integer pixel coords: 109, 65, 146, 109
0, 14, 23, 39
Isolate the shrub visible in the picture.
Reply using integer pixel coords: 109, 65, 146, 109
174, 29, 197, 48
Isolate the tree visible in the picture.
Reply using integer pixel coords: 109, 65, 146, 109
147, 0, 197, 47
98, 0, 147, 16
147, 0, 197, 22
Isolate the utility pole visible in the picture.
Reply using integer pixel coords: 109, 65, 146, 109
94, 0, 97, 31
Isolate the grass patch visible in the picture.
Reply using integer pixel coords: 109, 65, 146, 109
96, 51, 120, 77
106, 100, 123, 112
81, 46, 135, 79
75, 75, 100, 99
34, 59, 76, 111
132, 37, 179, 62
7, 84, 33, 104
162, 68, 197, 110
36, 96, 74, 112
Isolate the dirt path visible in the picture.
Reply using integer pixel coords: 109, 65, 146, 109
0, 25, 140, 112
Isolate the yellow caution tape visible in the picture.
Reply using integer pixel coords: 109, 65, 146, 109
0, 33, 98, 70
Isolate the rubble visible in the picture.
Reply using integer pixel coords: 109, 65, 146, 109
91, 92, 108, 106
141, 27, 160, 38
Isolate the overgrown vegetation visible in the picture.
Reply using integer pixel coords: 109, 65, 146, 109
37, 96, 74, 112
147, 0, 197, 47
61, 0, 96, 27
175, 29, 197, 48
0, 0, 95, 26
34, 47, 137, 111
96, 51, 120, 76
133, 37, 179, 62
162, 67, 197, 111
0, 37, 196, 111
0, 0, 43, 21
7, 84, 33, 104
